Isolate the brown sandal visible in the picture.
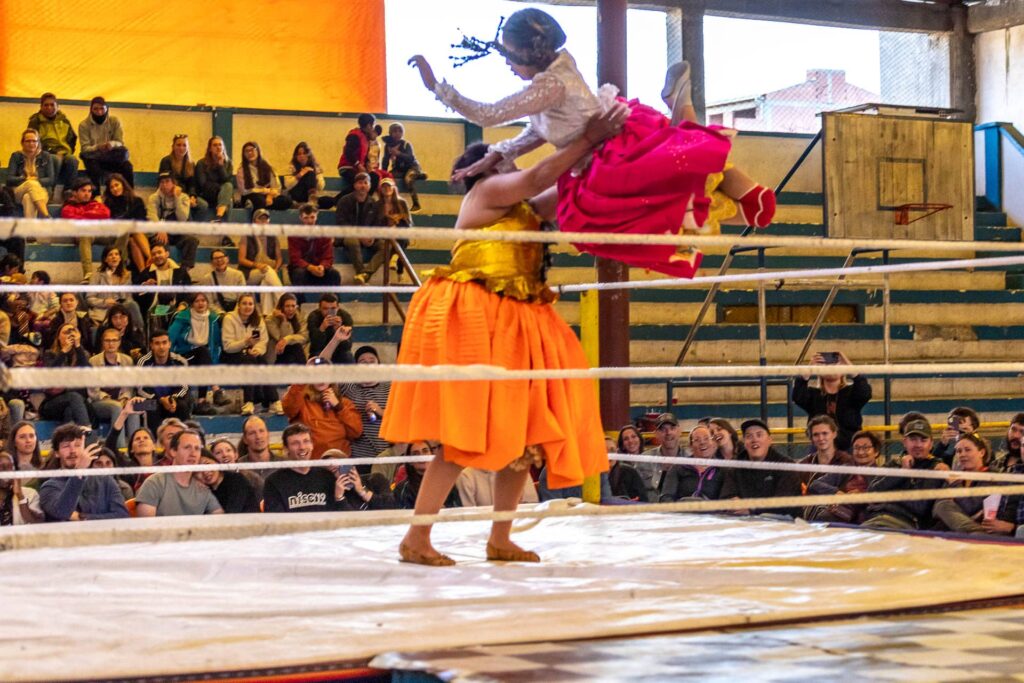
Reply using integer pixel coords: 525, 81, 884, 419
486, 542, 540, 563
399, 542, 456, 567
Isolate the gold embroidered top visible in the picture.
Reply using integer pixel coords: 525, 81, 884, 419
426, 201, 556, 303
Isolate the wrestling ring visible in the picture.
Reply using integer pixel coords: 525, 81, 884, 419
2, 217, 1024, 682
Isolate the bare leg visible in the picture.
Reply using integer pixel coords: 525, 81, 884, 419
720, 167, 757, 199
34, 199, 50, 218
400, 453, 464, 563
487, 466, 532, 551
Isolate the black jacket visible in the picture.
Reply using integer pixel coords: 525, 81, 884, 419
864, 455, 947, 528
792, 375, 872, 451
719, 448, 803, 517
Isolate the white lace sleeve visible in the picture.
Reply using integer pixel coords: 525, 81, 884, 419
488, 125, 545, 165
433, 72, 566, 128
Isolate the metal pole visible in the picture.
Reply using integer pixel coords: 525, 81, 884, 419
883, 249, 892, 426
381, 240, 391, 325
757, 247, 768, 422
795, 251, 857, 364
597, 0, 631, 428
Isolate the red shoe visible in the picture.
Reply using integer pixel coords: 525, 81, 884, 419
738, 185, 776, 229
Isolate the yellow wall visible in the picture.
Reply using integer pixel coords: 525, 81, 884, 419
0, 0, 386, 113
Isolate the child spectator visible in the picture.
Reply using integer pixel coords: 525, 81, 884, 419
337, 113, 380, 195
382, 122, 428, 212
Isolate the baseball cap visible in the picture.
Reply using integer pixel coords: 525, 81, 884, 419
252, 208, 270, 220
740, 418, 771, 435
655, 412, 678, 428
902, 418, 932, 438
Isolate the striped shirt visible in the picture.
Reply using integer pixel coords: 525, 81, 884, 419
340, 382, 391, 459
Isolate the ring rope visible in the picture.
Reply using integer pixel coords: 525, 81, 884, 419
3, 485, 1022, 553
3, 452, 1021, 484
9, 361, 1024, 391
7, 253, 1024, 297
4, 217, 1024, 254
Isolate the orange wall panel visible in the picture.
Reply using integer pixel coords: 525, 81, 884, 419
0, 0, 386, 113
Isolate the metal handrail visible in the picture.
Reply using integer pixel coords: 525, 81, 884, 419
380, 239, 420, 324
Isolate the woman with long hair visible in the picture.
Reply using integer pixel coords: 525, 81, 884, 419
168, 292, 223, 414
377, 176, 413, 278
380, 106, 625, 565
266, 293, 307, 365
158, 134, 201, 211
86, 245, 145, 330
236, 141, 290, 211
99, 302, 145, 360
8, 421, 41, 472
101, 173, 150, 271
195, 136, 233, 222
220, 293, 278, 416
39, 322, 91, 426
283, 141, 325, 206
607, 425, 647, 501
933, 432, 1017, 536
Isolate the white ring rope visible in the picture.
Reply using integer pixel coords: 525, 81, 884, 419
3, 485, 1023, 553
9, 361, 1024, 391
3, 452, 1021, 484
4, 216, 1024, 254
6, 253, 1024, 297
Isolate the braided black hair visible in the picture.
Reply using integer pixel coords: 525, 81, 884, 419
450, 17, 505, 67
450, 9, 566, 70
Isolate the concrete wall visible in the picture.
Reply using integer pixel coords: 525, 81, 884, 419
976, 25, 1024, 129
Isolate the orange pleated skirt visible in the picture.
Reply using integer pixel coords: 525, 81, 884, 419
380, 278, 608, 489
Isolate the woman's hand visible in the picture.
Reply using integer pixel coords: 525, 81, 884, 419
582, 101, 629, 145
333, 325, 352, 342
408, 55, 438, 91
452, 150, 502, 184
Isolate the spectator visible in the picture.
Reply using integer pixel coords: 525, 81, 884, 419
799, 414, 854, 489
281, 357, 363, 458
238, 209, 284, 315
307, 293, 354, 363
199, 248, 245, 314
340, 346, 391, 462
157, 134, 203, 217
40, 292, 95, 352
61, 177, 111, 278
168, 293, 223, 416
933, 406, 981, 466
195, 136, 233, 222
322, 448, 397, 509
86, 245, 144, 330
792, 351, 871, 451
606, 424, 647, 501
993, 413, 1024, 472
378, 177, 413, 278
929, 432, 1015, 536
220, 293, 278, 416
209, 437, 263, 500
719, 419, 803, 517
707, 417, 740, 459
659, 424, 725, 502
196, 451, 260, 513
238, 415, 274, 466
103, 399, 154, 491
287, 204, 341, 299
862, 415, 949, 530
27, 92, 78, 196
283, 142, 325, 206
135, 429, 223, 517
8, 421, 41, 474
7, 128, 54, 219
91, 447, 135, 502
134, 243, 191, 328
155, 418, 188, 465
100, 175, 150, 272
263, 424, 362, 512
137, 328, 192, 425
39, 424, 128, 521
99, 303, 145, 360
394, 441, 462, 510
456, 466, 539, 507
381, 122, 427, 212
637, 412, 682, 502
147, 171, 191, 223
78, 96, 133, 189
338, 172, 386, 284
236, 141, 290, 211
88, 327, 138, 434
39, 322, 91, 426
267, 293, 308, 365
0, 451, 43, 525
337, 113, 380, 195
808, 429, 883, 524
27, 270, 57, 318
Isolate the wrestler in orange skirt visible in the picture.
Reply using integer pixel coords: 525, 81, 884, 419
380, 201, 608, 489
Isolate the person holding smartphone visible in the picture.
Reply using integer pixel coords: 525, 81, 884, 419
220, 293, 278, 416
281, 356, 363, 459
320, 449, 395, 510
307, 293, 355, 364
792, 350, 872, 452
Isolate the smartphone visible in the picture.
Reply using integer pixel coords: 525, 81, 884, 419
338, 464, 354, 477
137, 398, 158, 412
948, 415, 960, 431
821, 352, 840, 365
251, 330, 261, 339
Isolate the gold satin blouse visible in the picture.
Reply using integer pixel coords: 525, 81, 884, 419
426, 201, 555, 303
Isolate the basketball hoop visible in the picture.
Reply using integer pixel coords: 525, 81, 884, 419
894, 203, 953, 226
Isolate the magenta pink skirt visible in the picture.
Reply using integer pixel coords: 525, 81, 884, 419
556, 100, 732, 278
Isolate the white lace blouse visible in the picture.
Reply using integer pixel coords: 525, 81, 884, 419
433, 50, 618, 162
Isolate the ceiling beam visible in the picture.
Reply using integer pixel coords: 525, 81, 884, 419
967, 0, 1024, 33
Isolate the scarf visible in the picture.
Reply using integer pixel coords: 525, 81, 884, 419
187, 309, 210, 346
